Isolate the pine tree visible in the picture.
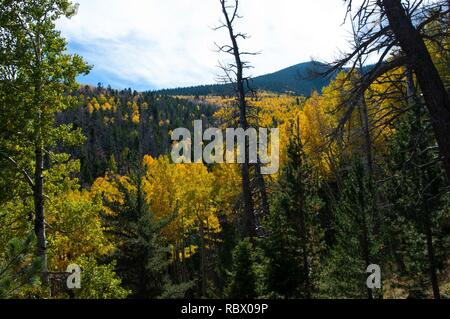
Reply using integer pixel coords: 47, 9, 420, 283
382, 86, 449, 299
322, 160, 381, 299
225, 238, 258, 299
103, 170, 192, 299
263, 122, 324, 299
0, 233, 42, 298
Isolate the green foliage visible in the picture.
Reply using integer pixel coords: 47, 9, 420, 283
0, 0, 91, 289
159, 280, 196, 299
60, 88, 217, 184
102, 171, 192, 299
73, 256, 130, 299
0, 233, 42, 298
1, 0, 450, 301
155, 62, 334, 96
263, 127, 324, 299
0, 0, 90, 151
225, 238, 259, 299
321, 161, 381, 299
381, 102, 450, 297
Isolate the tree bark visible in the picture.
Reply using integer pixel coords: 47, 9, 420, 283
424, 211, 441, 299
34, 145, 48, 286
220, 0, 256, 237
254, 162, 270, 226
406, 66, 441, 299
358, 96, 374, 175
199, 219, 207, 297
383, 0, 450, 182
357, 165, 374, 299
298, 203, 311, 299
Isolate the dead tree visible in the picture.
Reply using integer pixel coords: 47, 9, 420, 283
326, 0, 449, 299
350, 13, 375, 175
325, 0, 450, 182
215, 0, 268, 237
383, 0, 450, 183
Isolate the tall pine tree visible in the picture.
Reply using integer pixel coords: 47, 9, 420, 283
264, 121, 324, 299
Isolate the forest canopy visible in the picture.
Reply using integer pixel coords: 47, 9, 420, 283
0, 0, 450, 301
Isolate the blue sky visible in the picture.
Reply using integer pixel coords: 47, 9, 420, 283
57, 0, 355, 91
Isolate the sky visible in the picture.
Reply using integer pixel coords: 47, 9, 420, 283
56, 0, 354, 91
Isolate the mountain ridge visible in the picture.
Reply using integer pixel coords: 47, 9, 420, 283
154, 61, 335, 96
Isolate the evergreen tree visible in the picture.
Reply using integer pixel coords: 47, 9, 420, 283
263, 123, 324, 299
321, 160, 381, 299
225, 238, 258, 299
103, 170, 192, 299
0, 233, 42, 298
382, 92, 449, 299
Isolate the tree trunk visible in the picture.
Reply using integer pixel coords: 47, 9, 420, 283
362, 227, 374, 300
296, 135, 312, 299
221, 0, 256, 237
358, 96, 374, 175
254, 162, 270, 229
425, 216, 441, 299
406, 65, 441, 299
298, 207, 311, 299
34, 145, 48, 285
199, 219, 207, 297
383, 0, 450, 182
357, 167, 373, 299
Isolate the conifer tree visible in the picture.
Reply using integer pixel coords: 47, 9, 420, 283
0, 233, 42, 298
103, 170, 193, 299
264, 122, 324, 299
225, 238, 258, 299
383, 85, 449, 299
322, 160, 381, 299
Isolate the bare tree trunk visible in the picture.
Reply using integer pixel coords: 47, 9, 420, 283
199, 219, 207, 297
357, 164, 373, 299
220, 0, 256, 237
298, 206, 311, 299
34, 145, 48, 286
254, 163, 270, 222
293, 119, 312, 299
358, 96, 374, 175
241, 164, 256, 237
424, 209, 441, 299
352, 14, 374, 176
406, 66, 441, 299
362, 223, 374, 300
383, 0, 450, 182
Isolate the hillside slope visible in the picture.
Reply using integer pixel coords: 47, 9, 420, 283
156, 61, 335, 96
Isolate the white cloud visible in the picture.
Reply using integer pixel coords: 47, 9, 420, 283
57, 0, 353, 89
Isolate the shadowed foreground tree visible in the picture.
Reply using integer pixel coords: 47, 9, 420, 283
382, 76, 448, 299
326, 0, 450, 181
0, 234, 42, 298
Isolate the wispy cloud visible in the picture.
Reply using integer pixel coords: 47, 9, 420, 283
57, 0, 352, 90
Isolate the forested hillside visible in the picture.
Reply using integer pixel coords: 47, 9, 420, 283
1, 0, 450, 301
57, 85, 217, 185
155, 62, 335, 97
